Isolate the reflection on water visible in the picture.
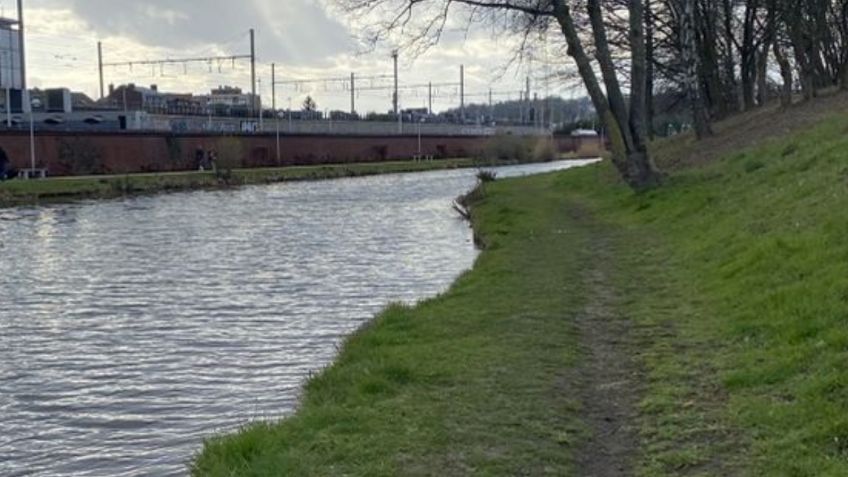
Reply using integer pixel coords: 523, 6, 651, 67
0, 159, 597, 476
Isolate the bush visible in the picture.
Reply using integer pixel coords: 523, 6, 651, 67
215, 137, 244, 182
480, 135, 532, 163
532, 138, 557, 162
477, 170, 498, 183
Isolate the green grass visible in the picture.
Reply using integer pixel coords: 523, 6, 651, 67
0, 159, 478, 207
561, 111, 848, 475
194, 109, 848, 476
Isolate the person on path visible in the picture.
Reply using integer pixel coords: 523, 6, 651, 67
207, 149, 217, 173
196, 147, 207, 171
0, 148, 10, 180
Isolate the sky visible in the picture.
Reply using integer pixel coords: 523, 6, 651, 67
4, 0, 582, 114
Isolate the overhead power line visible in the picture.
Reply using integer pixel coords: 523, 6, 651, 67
97, 29, 258, 115
101, 54, 251, 69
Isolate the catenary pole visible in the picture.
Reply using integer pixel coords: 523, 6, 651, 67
250, 28, 256, 117
97, 41, 104, 99
392, 51, 399, 115
17, 0, 25, 90
460, 64, 465, 122
350, 72, 355, 116
428, 81, 432, 115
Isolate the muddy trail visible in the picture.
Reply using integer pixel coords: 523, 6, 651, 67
569, 206, 644, 477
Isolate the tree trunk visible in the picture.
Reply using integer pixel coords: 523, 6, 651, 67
757, 4, 776, 106
841, 2, 848, 90
626, 0, 660, 187
645, 0, 656, 139
696, 0, 724, 117
680, 0, 713, 138
720, 0, 740, 112
756, 48, 770, 106
629, 0, 649, 148
773, 42, 793, 108
552, 0, 661, 190
791, 36, 817, 101
740, 0, 760, 110
587, 0, 638, 154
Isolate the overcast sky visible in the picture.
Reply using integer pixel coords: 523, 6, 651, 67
8, 0, 579, 113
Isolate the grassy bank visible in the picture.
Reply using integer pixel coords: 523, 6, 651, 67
0, 159, 480, 208
194, 102, 848, 475
194, 165, 596, 475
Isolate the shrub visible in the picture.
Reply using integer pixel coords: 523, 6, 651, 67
480, 135, 532, 163
215, 137, 244, 182
532, 138, 557, 162
477, 169, 498, 183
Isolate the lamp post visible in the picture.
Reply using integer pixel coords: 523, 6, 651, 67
287, 97, 292, 132
257, 78, 263, 133
417, 118, 423, 157
397, 98, 402, 135
276, 111, 283, 165
27, 92, 36, 178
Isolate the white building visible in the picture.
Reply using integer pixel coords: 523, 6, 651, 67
0, 17, 23, 90
197, 85, 259, 114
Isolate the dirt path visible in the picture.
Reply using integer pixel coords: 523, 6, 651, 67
570, 210, 643, 477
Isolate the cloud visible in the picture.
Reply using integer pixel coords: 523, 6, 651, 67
31, 0, 354, 64
16, 1, 579, 113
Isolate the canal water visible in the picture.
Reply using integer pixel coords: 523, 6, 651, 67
0, 159, 596, 476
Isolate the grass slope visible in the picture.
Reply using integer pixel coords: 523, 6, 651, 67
566, 109, 848, 475
195, 104, 848, 476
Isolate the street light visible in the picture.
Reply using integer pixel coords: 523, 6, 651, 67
325, 108, 331, 133
27, 92, 38, 178
276, 110, 284, 165
257, 78, 264, 133
287, 97, 292, 132
417, 118, 423, 158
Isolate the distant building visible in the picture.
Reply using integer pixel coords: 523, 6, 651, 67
0, 17, 23, 90
402, 107, 429, 116
196, 85, 259, 117
0, 15, 25, 112
104, 83, 156, 111
329, 110, 358, 121
103, 83, 204, 115
71, 92, 100, 110
281, 109, 323, 121
28, 88, 73, 113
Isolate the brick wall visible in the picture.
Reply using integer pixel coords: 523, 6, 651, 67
0, 131, 600, 176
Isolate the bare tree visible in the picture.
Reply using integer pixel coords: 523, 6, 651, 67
303, 96, 318, 112
334, 0, 662, 190
672, 0, 713, 138
334, 0, 848, 186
